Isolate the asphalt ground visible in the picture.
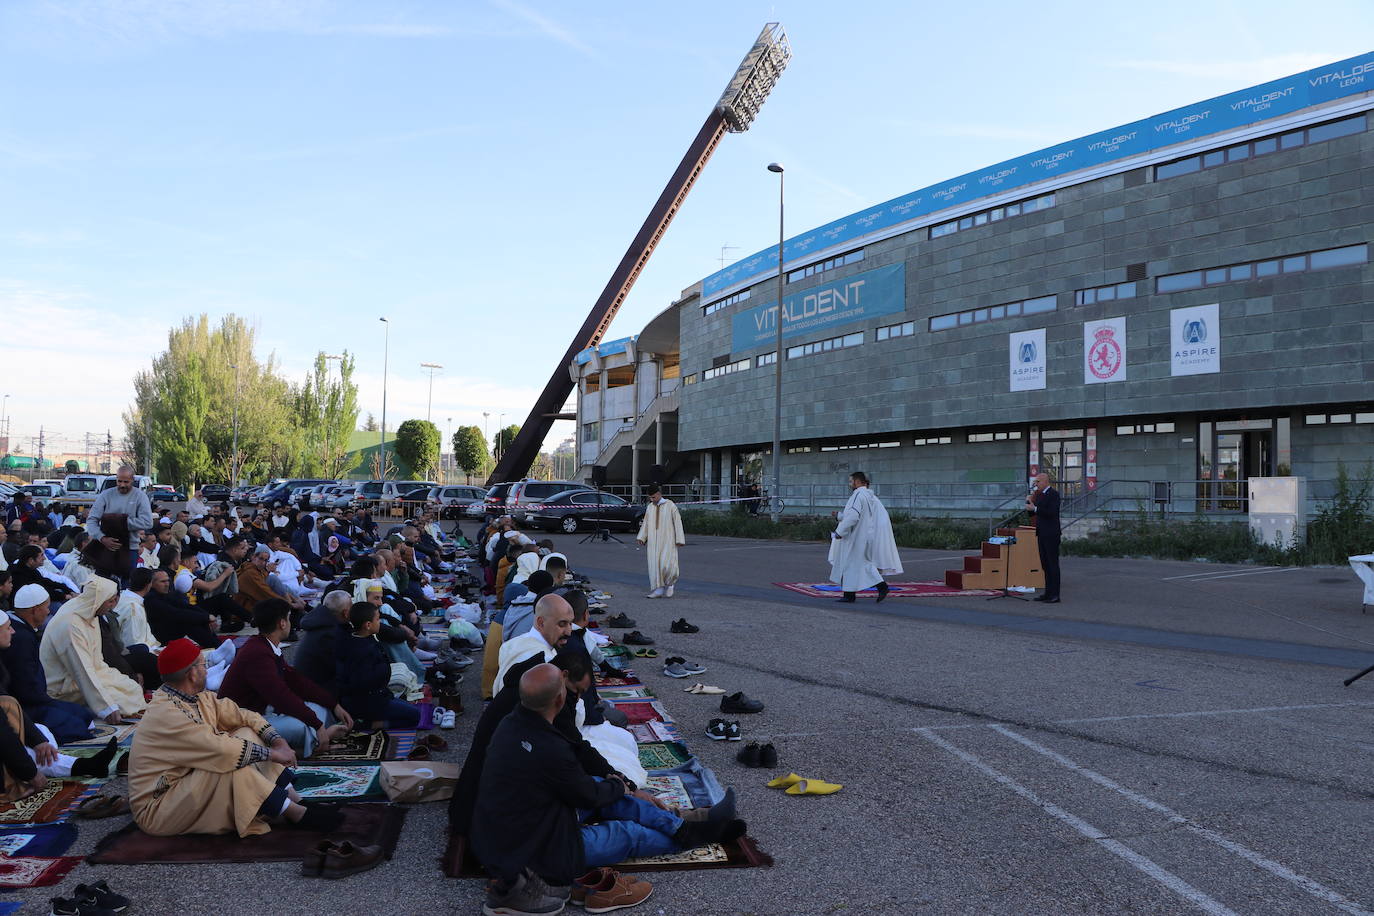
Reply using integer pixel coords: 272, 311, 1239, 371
14, 530, 1374, 915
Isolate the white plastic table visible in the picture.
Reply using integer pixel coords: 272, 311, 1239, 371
1349, 554, 1374, 612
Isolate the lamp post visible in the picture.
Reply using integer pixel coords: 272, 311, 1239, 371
0, 394, 8, 457
420, 362, 443, 421
767, 162, 785, 522
446, 417, 453, 482
497, 413, 506, 464
229, 363, 241, 488
483, 412, 491, 477
379, 317, 390, 478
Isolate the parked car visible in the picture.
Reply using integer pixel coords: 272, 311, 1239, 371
59, 474, 110, 508
434, 485, 488, 520
330, 482, 363, 510
483, 482, 514, 518
230, 485, 258, 504
509, 480, 587, 524
20, 483, 66, 503
527, 489, 645, 534
150, 485, 186, 506
201, 484, 232, 500
257, 478, 335, 508
351, 480, 438, 513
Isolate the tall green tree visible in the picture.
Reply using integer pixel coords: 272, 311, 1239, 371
395, 419, 441, 479
493, 424, 521, 461
451, 425, 486, 483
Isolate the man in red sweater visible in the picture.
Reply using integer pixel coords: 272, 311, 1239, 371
218, 599, 354, 758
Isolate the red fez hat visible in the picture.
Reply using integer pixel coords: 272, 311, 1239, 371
158, 638, 204, 676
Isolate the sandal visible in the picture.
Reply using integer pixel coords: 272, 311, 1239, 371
632, 648, 659, 659
73, 794, 130, 819
420, 734, 449, 751
406, 745, 431, 761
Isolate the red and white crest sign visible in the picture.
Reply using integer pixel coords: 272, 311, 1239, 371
1083, 317, 1127, 384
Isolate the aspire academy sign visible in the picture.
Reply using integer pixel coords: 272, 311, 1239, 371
730, 263, 906, 352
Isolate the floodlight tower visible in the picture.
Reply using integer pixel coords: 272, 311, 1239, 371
489, 23, 791, 485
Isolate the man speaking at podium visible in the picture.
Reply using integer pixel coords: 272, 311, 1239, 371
1027, 473, 1061, 603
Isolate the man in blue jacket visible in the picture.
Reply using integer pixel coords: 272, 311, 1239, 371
3, 584, 94, 743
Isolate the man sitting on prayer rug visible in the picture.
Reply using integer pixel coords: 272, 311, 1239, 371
38, 578, 147, 723
218, 599, 352, 758
3, 584, 94, 744
473, 663, 746, 913
128, 638, 341, 837
496, 593, 574, 691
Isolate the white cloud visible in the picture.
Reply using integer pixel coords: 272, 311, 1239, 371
490, 0, 604, 62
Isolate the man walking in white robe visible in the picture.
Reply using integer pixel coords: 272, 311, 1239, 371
828, 471, 903, 602
636, 485, 685, 598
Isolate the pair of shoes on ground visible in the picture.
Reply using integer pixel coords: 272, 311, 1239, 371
662, 657, 706, 678
437, 707, 458, 729
1032, 594, 1061, 603
572, 867, 653, 914
683, 682, 724, 695
720, 691, 764, 714
645, 586, 675, 598
631, 647, 658, 658
766, 772, 843, 796
51, 880, 129, 916
736, 741, 778, 768
621, 630, 654, 646
605, 613, 636, 628
706, 718, 741, 741
301, 839, 386, 879
669, 617, 698, 633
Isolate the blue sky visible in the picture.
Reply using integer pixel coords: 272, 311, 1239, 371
2, 0, 1369, 456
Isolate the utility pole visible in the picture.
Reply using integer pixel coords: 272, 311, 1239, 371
420, 362, 443, 422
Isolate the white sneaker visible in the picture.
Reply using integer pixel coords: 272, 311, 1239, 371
663, 586, 674, 598
440, 709, 457, 729
646, 587, 665, 599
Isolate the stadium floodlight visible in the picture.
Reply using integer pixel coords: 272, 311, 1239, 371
716, 23, 791, 133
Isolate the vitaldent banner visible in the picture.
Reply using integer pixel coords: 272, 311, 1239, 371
1170, 303, 1221, 376
702, 51, 1374, 299
1084, 317, 1127, 384
730, 263, 905, 352
1009, 328, 1046, 391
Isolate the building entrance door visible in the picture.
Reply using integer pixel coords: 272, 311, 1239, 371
1039, 429, 1086, 499
1198, 418, 1286, 510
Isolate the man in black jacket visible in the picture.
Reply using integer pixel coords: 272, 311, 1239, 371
472, 664, 743, 912
143, 568, 218, 648
1027, 472, 1062, 603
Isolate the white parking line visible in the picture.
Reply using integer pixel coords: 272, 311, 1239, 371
1162, 566, 1304, 581
916, 728, 1240, 916
990, 725, 1374, 916
1054, 700, 1374, 725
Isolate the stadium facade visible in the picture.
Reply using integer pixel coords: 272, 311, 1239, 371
573, 52, 1374, 519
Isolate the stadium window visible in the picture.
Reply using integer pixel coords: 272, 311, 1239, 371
785, 331, 865, 360
702, 357, 751, 381
1076, 281, 1139, 306
928, 193, 1056, 241
756, 351, 777, 367
968, 429, 1021, 443
786, 445, 812, 453
1156, 244, 1368, 294
930, 294, 1058, 332
1116, 421, 1176, 435
913, 436, 952, 446
875, 320, 915, 341
703, 289, 751, 316
682, 373, 697, 385
1154, 114, 1366, 181
786, 249, 865, 284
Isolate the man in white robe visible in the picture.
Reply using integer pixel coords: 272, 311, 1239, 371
827, 471, 903, 602
636, 485, 685, 598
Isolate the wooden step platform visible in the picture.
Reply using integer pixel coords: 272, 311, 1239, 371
945, 525, 1045, 591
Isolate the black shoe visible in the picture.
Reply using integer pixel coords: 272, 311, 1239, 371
875, 581, 890, 603
736, 742, 762, 767
74, 881, 130, 913
836, 593, 856, 603
720, 691, 765, 714
294, 804, 345, 833
606, 613, 636, 628
622, 630, 655, 646
50, 898, 116, 916
71, 737, 118, 779
706, 719, 732, 741
670, 618, 699, 634
759, 742, 778, 768
1040, 596, 1061, 603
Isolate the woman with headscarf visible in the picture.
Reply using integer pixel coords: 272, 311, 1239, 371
38, 577, 147, 722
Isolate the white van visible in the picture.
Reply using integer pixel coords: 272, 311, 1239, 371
61, 474, 110, 507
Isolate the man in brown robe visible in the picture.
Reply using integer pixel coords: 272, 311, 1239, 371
127, 638, 339, 837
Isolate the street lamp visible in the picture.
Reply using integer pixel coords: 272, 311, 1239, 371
379, 318, 390, 478
420, 362, 443, 421
0, 394, 8, 456
767, 162, 785, 522
229, 363, 241, 489
497, 413, 506, 464
483, 412, 491, 476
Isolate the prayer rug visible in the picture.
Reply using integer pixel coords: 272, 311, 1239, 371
626, 720, 684, 745
443, 832, 772, 877
607, 700, 671, 725
87, 803, 407, 865
594, 672, 642, 688
597, 687, 653, 701
0, 781, 91, 825
644, 774, 692, 810
774, 580, 1002, 599
305, 729, 387, 762
60, 722, 139, 749
0, 901, 19, 913
637, 741, 690, 770
292, 765, 383, 800
601, 644, 631, 658
0, 824, 77, 859
0, 853, 83, 889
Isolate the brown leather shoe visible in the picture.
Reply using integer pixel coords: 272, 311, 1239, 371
584, 871, 653, 913
571, 868, 616, 905
322, 841, 385, 879
301, 839, 335, 877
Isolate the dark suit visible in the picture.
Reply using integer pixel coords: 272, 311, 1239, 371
1033, 486, 1061, 599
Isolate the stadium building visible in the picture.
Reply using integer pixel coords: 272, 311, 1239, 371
572, 52, 1374, 521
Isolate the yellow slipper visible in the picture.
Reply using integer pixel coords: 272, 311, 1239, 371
785, 778, 843, 796
765, 772, 803, 789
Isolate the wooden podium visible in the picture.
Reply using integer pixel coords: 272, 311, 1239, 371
945, 526, 1045, 591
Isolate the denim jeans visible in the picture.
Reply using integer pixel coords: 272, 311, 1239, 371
578, 789, 684, 867
264, 701, 333, 758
